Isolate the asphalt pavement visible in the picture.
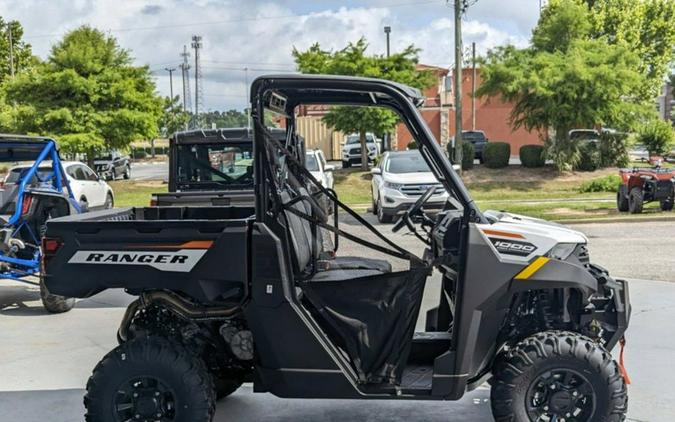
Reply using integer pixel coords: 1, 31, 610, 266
1, 219, 674, 421
129, 160, 168, 181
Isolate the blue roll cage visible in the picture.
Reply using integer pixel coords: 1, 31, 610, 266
0, 136, 80, 279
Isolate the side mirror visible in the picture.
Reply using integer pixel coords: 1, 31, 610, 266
324, 164, 335, 172
371, 167, 382, 175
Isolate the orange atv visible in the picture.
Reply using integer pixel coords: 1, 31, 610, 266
617, 167, 675, 213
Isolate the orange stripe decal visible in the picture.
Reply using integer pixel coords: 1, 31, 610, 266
127, 240, 214, 250
482, 229, 525, 239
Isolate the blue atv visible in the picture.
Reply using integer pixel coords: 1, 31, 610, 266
0, 135, 81, 312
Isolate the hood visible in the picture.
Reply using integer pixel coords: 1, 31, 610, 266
483, 210, 588, 244
309, 171, 324, 185
384, 172, 440, 185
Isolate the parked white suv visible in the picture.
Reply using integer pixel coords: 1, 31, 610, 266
371, 150, 449, 223
305, 149, 335, 189
4, 161, 115, 210
341, 133, 379, 168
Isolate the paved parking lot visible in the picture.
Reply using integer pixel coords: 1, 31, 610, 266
1, 219, 674, 421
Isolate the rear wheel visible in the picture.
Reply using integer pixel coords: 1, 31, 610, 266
39, 274, 75, 313
491, 331, 627, 422
628, 187, 643, 214
85, 336, 215, 422
660, 198, 673, 211
104, 193, 114, 209
616, 185, 629, 212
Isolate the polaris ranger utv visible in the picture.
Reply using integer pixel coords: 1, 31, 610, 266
43, 75, 631, 422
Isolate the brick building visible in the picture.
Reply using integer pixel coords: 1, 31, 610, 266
291, 65, 543, 159
395, 65, 543, 154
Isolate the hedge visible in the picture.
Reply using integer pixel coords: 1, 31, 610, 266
461, 142, 474, 170
483, 142, 510, 168
519, 144, 545, 168
575, 142, 601, 172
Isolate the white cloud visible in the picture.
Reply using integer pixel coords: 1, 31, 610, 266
1, 0, 534, 110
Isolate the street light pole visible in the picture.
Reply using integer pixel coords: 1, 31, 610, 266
471, 42, 476, 131
453, 0, 464, 171
164, 67, 176, 99
384, 26, 391, 152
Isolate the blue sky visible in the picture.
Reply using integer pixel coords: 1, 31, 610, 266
1, 0, 542, 110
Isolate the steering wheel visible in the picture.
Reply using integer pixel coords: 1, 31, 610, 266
392, 186, 437, 233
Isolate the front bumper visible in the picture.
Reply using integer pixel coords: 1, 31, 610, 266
343, 150, 377, 163
379, 188, 448, 216
584, 264, 631, 351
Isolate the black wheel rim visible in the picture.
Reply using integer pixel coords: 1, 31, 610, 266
525, 368, 596, 422
114, 376, 176, 422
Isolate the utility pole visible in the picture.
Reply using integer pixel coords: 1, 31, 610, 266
244, 67, 251, 130
180, 45, 192, 115
8, 23, 15, 79
191, 35, 203, 125
164, 67, 176, 99
471, 41, 476, 131
453, 0, 464, 171
383, 26, 392, 152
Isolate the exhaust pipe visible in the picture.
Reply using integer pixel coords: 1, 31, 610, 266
117, 291, 241, 343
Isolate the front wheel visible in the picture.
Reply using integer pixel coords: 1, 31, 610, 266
85, 336, 215, 422
491, 331, 627, 422
660, 198, 673, 211
123, 165, 131, 179
628, 187, 643, 214
342, 160, 351, 169
616, 185, 629, 212
40, 275, 75, 313
376, 199, 393, 223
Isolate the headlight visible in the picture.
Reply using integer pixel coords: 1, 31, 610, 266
547, 243, 578, 260
384, 182, 403, 190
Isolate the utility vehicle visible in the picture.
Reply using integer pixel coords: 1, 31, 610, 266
617, 167, 675, 213
0, 134, 81, 312
43, 75, 631, 422
151, 128, 288, 207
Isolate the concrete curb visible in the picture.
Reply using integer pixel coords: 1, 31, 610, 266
557, 215, 675, 225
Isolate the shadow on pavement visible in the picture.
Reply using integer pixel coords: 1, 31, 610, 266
0, 283, 133, 316
0, 385, 492, 422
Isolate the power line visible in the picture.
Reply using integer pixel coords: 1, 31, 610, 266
23, 0, 445, 39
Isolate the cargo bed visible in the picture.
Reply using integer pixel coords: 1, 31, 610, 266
43, 206, 254, 303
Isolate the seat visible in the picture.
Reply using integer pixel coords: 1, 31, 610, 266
280, 190, 392, 282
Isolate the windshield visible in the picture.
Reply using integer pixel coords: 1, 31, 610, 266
570, 130, 599, 141
463, 131, 486, 142
346, 135, 373, 144
5, 166, 53, 184
305, 153, 320, 172
386, 152, 430, 174
96, 154, 113, 161
175, 143, 253, 189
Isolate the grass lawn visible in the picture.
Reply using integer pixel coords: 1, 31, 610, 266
109, 180, 166, 207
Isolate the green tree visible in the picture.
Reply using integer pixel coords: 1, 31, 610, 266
587, 0, 675, 101
0, 17, 35, 82
159, 96, 190, 136
478, 0, 645, 170
293, 38, 434, 170
638, 118, 674, 156
4, 26, 162, 163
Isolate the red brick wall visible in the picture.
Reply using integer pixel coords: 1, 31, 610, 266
396, 68, 544, 155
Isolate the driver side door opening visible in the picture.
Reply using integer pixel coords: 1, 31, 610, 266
251, 83, 469, 396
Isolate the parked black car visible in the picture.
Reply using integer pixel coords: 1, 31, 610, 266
93, 151, 130, 181
462, 130, 488, 163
